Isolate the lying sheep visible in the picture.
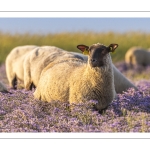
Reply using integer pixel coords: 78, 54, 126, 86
34, 43, 118, 111
71, 52, 138, 93
0, 81, 9, 93
5, 45, 38, 89
23, 46, 84, 90
125, 46, 150, 68
113, 64, 138, 93
23, 45, 137, 93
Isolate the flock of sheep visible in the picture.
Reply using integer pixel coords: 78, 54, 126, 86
0, 43, 148, 111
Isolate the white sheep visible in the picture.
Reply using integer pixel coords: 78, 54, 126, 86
5, 45, 38, 89
113, 64, 138, 93
23, 46, 84, 90
71, 52, 138, 93
23, 45, 137, 93
34, 43, 118, 111
0, 81, 9, 93
125, 46, 150, 68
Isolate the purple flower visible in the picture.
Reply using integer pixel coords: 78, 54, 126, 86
1, 63, 150, 132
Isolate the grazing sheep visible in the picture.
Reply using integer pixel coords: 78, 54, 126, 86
71, 52, 138, 93
5, 45, 38, 89
34, 43, 118, 111
125, 46, 150, 68
0, 81, 9, 93
23, 46, 84, 90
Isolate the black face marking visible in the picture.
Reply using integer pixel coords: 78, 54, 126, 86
77, 43, 118, 67
88, 45, 109, 67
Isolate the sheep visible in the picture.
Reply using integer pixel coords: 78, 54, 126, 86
125, 46, 150, 68
24, 45, 137, 93
0, 81, 9, 93
71, 52, 138, 93
23, 46, 84, 90
23, 45, 137, 93
5, 45, 38, 89
34, 43, 118, 111
112, 64, 138, 93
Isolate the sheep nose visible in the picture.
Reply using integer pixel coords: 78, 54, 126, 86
90, 59, 99, 67
90, 59, 97, 63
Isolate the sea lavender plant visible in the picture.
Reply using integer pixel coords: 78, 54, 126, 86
1, 63, 150, 132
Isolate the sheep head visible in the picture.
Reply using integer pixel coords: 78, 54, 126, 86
77, 43, 118, 67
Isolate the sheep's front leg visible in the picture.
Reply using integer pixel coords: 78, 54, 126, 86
23, 61, 32, 90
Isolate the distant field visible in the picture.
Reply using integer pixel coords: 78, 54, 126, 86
0, 31, 150, 64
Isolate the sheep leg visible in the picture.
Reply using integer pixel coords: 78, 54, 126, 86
24, 80, 32, 90
11, 76, 17, 89
29, 82, 36, 90
24, 59, 32, 90
6, 62, 16, 89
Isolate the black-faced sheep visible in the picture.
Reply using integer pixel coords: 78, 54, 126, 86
71, 52, 138, 93
34, 43, 118, 111
23, 46, 84, 90
125, 46, 150, 68
5, 45, 38, 89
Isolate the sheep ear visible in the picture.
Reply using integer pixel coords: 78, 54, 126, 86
108, 44, 118, 53
77, 45, 89, 55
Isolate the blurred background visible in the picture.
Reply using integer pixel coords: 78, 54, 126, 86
0, 17, 150, 64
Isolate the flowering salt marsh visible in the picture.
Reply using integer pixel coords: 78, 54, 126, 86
0, 63, 150, 132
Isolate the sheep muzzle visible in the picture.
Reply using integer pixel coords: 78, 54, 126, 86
90, 59, 104, 67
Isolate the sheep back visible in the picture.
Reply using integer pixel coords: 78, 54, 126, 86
125, 46, 150, 67
23, 46, 84, 90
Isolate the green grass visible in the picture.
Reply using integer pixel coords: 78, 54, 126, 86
1, 31, 150, 64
